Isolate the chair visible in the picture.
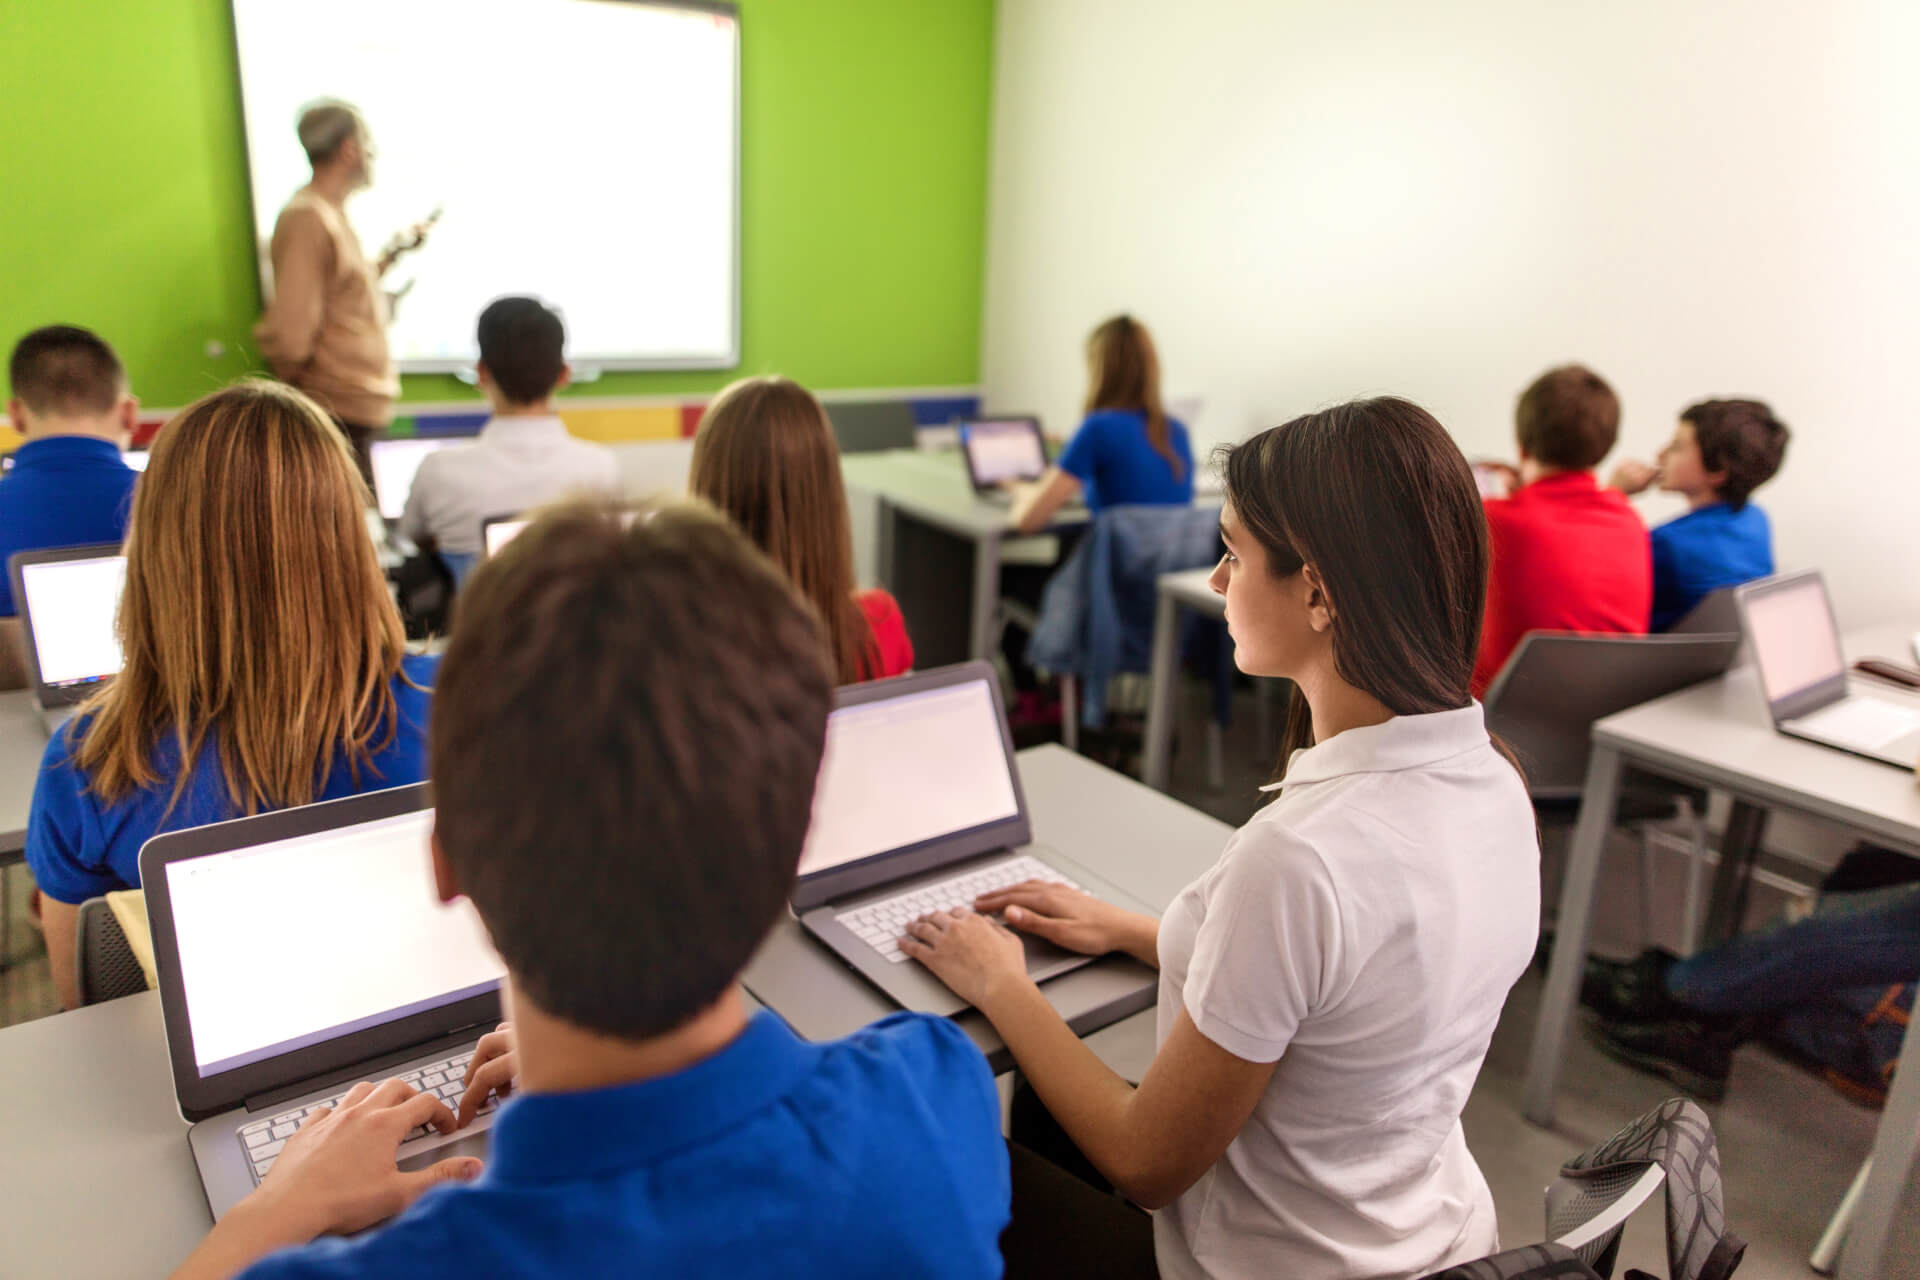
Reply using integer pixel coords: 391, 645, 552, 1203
1420, 1243, 1604, 1280
75, 895, 148, 1006
1483, 632, 1742, 955
821, 400, 918, 454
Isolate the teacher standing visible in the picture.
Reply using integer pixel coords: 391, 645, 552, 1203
254, 99, 402, 487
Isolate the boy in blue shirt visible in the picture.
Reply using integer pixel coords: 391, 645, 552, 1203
172, 501, 1010, 1280
0, 326, 140, 684
1611, 398, 1791, 631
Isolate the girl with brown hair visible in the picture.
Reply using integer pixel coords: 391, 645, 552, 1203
26, 380, 437, 1009
689, 375, 912, 684
904, 398, 1539, 1279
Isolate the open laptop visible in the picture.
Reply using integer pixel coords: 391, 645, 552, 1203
794, 661, 1134, 1016
141, 785, 506, 1219
481, 514, 530, 557
8, 544, 126, 733
369, 437, 459, 522
1735, 570, 1920, 769
958, 416, 1048, 504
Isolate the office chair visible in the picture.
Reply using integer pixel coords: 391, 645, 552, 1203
75, 894, 148, 1006
1483, 632, 1742, 955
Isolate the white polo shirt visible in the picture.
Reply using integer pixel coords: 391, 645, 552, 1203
1154, 702, 1539, 1280
398, 416, 620, 556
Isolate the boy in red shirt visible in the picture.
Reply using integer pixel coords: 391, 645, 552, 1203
1473, 366, 1650, 697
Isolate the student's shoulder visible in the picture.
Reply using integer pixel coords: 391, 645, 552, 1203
855, 587, 904, 627
235, 1187, 476, 1280
826, 1012, 996, 1110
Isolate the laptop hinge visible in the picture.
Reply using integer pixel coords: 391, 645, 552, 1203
242, 1021, 492, 1114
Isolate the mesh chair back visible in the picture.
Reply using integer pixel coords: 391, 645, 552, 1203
1482, 633, 1741, 801
821, 400, 918, 454
1420, 1242, 1605, 1280
75, 895, 147, 1006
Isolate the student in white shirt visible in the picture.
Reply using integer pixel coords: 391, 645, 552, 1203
399, 297, 618, 582
904, 397, 1541, 1280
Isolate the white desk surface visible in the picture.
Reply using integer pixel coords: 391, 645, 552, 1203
1592, 624, 1920, 851
841, 449, 1035, 540
0, 689, 45, 855
1161, 566, 1225, 617
0, 744, 1237, 1279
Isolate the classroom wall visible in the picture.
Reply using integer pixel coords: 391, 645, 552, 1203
981, 0, 1920, 629
0, 0, 994, 417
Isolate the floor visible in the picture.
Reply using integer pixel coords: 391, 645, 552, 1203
2, 675, 1914, 1275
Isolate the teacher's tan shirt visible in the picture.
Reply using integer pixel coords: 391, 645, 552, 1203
254, 188, 399, 427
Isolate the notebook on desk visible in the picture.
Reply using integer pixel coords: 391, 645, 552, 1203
7, 544, 126, 734
142, 785, 505, 1220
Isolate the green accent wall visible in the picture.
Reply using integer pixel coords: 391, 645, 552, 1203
0, 0, 994, 410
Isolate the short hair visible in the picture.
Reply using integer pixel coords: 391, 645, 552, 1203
1515, 365, 1621, 471
431, 500, 833, 1040
296, 100, 364, 165
8, 325, 127, 416
476, 297, 567, 405
1681, 398, 1790, 510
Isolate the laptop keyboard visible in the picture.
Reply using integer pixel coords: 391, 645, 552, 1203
834, 855, 1081, 964
238, 1046, 497, 1183
1793, 696, 1920, 749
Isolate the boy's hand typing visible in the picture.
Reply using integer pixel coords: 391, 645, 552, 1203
458, 1022, 518, 1128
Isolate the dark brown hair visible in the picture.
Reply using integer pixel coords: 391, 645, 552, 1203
689, 376, 880, 683
9, 325, 127, 416
1219, 397, 1498, 773
1515, 365, 1620, 471
1086, 315, 1185, 482
432, 499, 833, 1040
476, 296, 566, 405
1680, 398, 1789, 510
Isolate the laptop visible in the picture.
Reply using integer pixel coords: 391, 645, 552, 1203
958, 417, 1048, 505
7, 544, 127, 734
481, 514, 530, 557
123, 448, 151, 472
1735, 570, 1920, 769
793, 661, 1133, 1016
141, 784, 506, 1219
369, 437, 459, 522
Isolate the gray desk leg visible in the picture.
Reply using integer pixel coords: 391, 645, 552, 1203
970, 534, 1002, 662
1522, 745, 1624, 1127
1141, 591, 1182, 792
875, 499, 897, 589
1701, 800, 1769, 947
1837, 1005, 1920, 1280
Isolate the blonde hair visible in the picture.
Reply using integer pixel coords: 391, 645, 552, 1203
74, 380, 411, 813
688, 377, 877, 684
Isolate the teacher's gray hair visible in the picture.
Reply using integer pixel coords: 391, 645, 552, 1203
295, 100, 365, 165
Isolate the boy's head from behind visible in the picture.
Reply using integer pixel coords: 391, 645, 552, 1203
476, 296, 569, 409
1673, 399, 1790, 510
431, 500, 833, 1039
1514, 364, 1620, 473
8, 324, 134, 439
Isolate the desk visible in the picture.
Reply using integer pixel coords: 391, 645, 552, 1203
1522, 624, 1920, 1280
841, 451, 1087, 669
1141, 568, 1227, 792
0, 744, 1233, 1278
0, 689, 44, 855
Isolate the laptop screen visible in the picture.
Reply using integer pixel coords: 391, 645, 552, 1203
799, 677, 1020, 878
1746, 575, 1846, 705
370, 438, 457, 520
960, 419, 1047, 487
20, 553, 126, 689
484, 517, 530, 557
163, 808, 503, 1078
123, 449, 151, 472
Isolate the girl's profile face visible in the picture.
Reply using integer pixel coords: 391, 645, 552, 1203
1208, 503, 1320, 680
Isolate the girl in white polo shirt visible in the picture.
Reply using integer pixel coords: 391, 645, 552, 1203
904, 397, 1540, 1280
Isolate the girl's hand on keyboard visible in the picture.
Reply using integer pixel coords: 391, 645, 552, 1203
900, 908, 1031, 1008
974, 881, 1137, 957
458, 1022, 517, 1129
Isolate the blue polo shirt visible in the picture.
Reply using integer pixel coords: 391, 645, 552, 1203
238, 1009, 1010, 1280
0, 436, 138, 616
25, 654, 437, 903
1057, 409, 1194, 512
1649, 502, 1774, 631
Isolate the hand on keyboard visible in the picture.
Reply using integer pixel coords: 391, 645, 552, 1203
457, 1022, 518, 1129
257, 1078, 482, 1237
972, 879, 1140, 957
900, 907, 1031, 1010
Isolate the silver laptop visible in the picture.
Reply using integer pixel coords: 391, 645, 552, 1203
794, 661, 1131, 1016
1735, 570, 1920, 769
7, 544, 127, 734
481, 513, 531, 558
141, 785, 505, 1219
369, 436, 459, 523
958, 417, 1048, 505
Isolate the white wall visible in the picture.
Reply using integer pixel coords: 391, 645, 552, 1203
982, 0, 1920, 629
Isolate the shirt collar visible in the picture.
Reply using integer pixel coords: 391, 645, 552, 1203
479, 415, 569, 444
1259, 702, 1491, 792
11, 436, 128, 466
1518, 471, 1600, 498
482, 1009, 817, 1184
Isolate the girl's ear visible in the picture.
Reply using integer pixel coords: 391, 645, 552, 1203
1302, 563, 1335, 633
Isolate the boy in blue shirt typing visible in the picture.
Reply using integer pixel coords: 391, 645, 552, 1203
173, 501, 1011, 1280
1610, 398, 1791, 631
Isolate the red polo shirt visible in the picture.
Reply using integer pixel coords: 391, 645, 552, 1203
1474, 472, 1651, 697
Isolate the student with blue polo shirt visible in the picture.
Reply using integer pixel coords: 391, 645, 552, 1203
26, 381, 434, 1011
1611, 398, 1791, 630
0, 326, 141, 685
170, 501, 1009, 1280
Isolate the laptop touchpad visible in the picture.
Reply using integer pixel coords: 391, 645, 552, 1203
398, 1130, 490, 1172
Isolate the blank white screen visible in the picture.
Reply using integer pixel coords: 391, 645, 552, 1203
964, 422, 1047, 484
484, 519, 530, 557
166, 808, 503, 1075
370, 437, 454, 520
20, 555, 126, 688
231, 0, 739, 370
799, 680, 1020, 877
1748, 579, 1846, 703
